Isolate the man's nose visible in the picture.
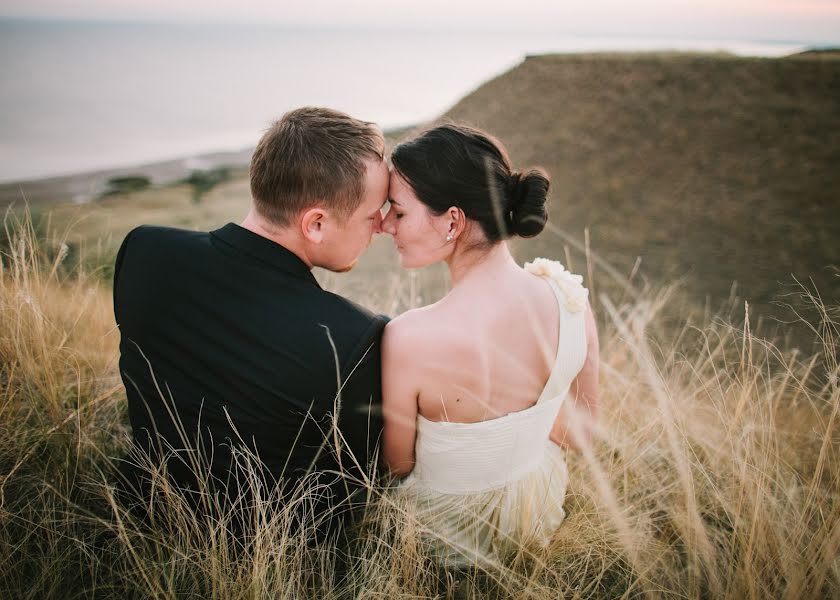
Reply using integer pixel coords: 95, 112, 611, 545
379, 211, 395, 235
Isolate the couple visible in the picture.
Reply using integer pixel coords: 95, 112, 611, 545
113, 107, 599, 565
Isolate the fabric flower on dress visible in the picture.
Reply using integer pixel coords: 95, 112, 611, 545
523, 258, 589, 313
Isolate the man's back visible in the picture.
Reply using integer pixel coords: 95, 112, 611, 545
113, 223, 386, 510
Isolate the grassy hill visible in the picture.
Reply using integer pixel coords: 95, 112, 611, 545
7, 52, 839, 347
438, 52, 840, 346
1, 53, 838, 598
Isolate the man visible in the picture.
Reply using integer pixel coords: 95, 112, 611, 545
113, 107, 390, 531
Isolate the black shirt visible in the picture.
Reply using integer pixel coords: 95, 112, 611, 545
113, 223, 387, 517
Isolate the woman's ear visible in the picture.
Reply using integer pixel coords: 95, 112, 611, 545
300, 207, 327, 243
447, 206, 466, 240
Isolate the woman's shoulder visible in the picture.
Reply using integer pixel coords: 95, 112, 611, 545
382, 304, 441, 354
523, 258, 589, 314
386, 301, 438, 329
383, 300, 471, 370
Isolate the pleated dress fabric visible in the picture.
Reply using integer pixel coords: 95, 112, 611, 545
396, 273, 589, 566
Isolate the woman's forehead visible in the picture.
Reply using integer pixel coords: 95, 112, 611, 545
388, 171, 414, 200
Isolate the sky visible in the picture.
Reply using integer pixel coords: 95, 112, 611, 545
2, 0, 840, 43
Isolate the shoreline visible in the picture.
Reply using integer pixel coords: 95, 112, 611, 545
3, 47, 837, 210
0, 147, 253, 208
0, 124, 417, 209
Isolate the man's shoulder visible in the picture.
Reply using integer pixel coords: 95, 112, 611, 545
318, 288, 389, 340
322, 288, 384, 319
122, 224, 208, 248
116, 225, 214, 273
113, 225, 213, 293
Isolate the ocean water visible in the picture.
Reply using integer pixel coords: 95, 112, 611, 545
0, 20, 808, 182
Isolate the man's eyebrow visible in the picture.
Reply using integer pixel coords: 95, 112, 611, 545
388, 198, 401, 206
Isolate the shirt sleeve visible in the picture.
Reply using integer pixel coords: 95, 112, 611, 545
335, 315, 388, 477
112, 227, 140, 323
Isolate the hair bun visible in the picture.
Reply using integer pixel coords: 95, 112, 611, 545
507, 168, 549, 238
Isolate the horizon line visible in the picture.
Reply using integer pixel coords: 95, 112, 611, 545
0, 16, 835, 47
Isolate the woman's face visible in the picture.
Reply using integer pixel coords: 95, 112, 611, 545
381, 170, 453, 269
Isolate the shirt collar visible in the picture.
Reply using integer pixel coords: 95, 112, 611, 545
210, 223, 320, 287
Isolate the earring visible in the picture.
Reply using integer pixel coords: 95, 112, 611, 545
446, 234, 453, 242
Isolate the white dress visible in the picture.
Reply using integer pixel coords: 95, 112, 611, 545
396, 259, 589, 566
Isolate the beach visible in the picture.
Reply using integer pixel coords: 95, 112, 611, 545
0, 147, 253, 207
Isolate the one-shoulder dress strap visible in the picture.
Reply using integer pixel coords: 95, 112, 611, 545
523, 258, 589, 316
524, 258, 590, 405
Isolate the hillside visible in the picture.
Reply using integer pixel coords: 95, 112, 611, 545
5, 52, 838, 348
439, 52, 840, 344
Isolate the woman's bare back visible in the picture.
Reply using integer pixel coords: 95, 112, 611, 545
405, 266, 561, 424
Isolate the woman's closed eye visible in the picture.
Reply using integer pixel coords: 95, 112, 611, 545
385, 199, 404, 220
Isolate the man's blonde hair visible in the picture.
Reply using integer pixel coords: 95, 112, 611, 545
249, 107, 384, 226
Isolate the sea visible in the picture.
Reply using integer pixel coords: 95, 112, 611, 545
0, 19, 812, 183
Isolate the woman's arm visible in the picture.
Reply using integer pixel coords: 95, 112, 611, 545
550, 302, 600, 451
381, 318, 420, 477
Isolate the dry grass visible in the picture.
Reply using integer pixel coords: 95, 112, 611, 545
0, 214, 838, 598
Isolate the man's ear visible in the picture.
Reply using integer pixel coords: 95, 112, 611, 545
300, 207, 327, 243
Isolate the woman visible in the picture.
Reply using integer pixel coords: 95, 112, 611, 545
379, 124, 600, 566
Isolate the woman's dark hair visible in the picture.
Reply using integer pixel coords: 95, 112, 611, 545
390, 123, 549, 243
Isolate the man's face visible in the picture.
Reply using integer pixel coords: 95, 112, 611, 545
317, 158, 389, 272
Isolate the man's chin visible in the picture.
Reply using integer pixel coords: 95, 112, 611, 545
331, 260, 357, 274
